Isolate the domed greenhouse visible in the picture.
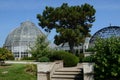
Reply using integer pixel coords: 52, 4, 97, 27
4, 21, 44, 60
89, 26, 120, 47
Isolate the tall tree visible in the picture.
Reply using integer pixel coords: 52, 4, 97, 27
37, 3, 96, 53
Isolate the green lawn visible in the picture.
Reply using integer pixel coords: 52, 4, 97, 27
0, 64, 37, 80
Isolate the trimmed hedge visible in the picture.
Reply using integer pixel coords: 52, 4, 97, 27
49, 50, 63, 61
49, 50, 79, 67
38, 56, 50, 62
22, 57, 35, 60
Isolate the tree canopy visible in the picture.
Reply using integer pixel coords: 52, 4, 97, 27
37, 3, 96, 53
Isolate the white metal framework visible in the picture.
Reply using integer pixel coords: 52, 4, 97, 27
89, 26, 120, 47
4, 21, 44, 60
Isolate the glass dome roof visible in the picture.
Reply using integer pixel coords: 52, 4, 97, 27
4, 21, 44, 47
89, 26, 120, 47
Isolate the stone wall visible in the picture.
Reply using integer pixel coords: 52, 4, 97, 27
37, 61, 63, 80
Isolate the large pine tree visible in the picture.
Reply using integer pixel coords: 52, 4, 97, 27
37, 3, 96, 53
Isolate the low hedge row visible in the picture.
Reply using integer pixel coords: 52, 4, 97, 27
23, 50, 79, 67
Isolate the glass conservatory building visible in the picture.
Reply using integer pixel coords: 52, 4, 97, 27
89, 26, 120, 47
4, 21, 44, 60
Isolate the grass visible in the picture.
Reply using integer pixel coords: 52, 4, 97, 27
0, 64, 37, 80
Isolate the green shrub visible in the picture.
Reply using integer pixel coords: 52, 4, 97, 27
49, 50, 79, 67
86, 47, 94, 52
38, 56, 50, 62
49, 50, 63, 61
82, 55, 94, 62
62, 52, 79, 67
22, 57, 34, 60
93, 37, 120, 80
78, 53, 84, 62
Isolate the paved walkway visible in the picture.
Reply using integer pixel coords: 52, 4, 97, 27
5, 61, 39, 64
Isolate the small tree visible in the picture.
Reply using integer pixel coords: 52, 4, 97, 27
93, 37, 120, 80
0, 47, 14, 65
29, 35, 50, 61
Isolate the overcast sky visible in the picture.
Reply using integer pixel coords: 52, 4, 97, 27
0, 0, 120, 47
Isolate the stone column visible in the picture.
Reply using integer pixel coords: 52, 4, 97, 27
37, 63, 52, 80
83, 63, 94, 80
37, 72, 50, 80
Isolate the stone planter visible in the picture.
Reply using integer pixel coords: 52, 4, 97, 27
83, 62, 94, 80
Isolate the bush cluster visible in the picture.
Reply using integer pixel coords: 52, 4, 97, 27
62, 52, 79, 67
82, 55, 94, 62
26, 49, 79, 67
38, 56, 50, 62
49, 50, 79, 67
22, 57, 35, 60
28, 34, 79, 67
93, 37, 120, 80
78, 53, 84, 62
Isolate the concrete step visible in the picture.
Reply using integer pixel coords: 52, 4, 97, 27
56, 68, 82, 72
52, 78, 79, 80
51, 65, 83, 80
52, 69, 82, 80
52, 78, 80, 80
53, 71, 81, 75
52, 74, 80, 79
52, 75, 82, 80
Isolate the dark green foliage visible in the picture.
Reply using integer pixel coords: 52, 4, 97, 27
38, 56, 50, 62
93, 37, 120, 80
37, 3, 96, 53
49, 50, 79, 67
63, 52, 79, 67
22, 57, 35, 60
78, 53, 84, 62
78, 53, 94, 62
85, 47, 94, 52
82, 55, 94, 62
49, 50, 63, 61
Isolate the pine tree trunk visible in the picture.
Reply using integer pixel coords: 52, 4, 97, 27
69, 42, 75, 54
